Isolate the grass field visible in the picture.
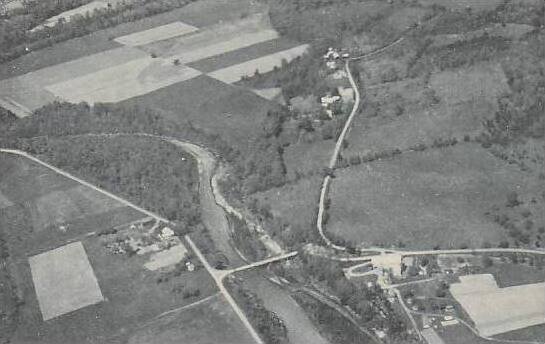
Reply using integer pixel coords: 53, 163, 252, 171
0, 153, 217, 343
345, 64, 508, 156
121, 75, 275, 153
417, 0, 503, 12
207, 44, 309, 84
429, 63, 509, 107
188, 38, 300, 73
140, 13, 277, 59
29, 241, 104, 321
328, 144, 537, 249
450, 274, 545, 336
494, 324, 545, 342
0, 0, 263, 80
45, 57, 202, 104
126, 294, 255, 344
283, 139, 334, 180
114, 21, 198, 46
249, 176, 322, 234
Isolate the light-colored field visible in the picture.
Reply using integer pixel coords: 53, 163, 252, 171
430, 63, 509, 107
208, 44, 309, 84
329, 144, 533, 248
114, 21, 198, 46
450, 274, 545, 336
143, 14, 279, 63
0, 46, 147, 116
144, 243, 188, 271
29, 241, 104, 321
0, 190, 13, 209
30, 184, 125, 230
45, 57, 201, 104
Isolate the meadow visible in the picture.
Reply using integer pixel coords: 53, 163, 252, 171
328, 144, 537, 249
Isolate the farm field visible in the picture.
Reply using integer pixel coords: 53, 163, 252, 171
126, 294, 255, 344
140, 13, 278, 61
283, 139, 334, 180
114, 21, 198, 46
345, 64, 508, 156
45, 57, 202, 104
437, 324, 515, 344
188, 37, 300, 74
450, 274, 545, 336
248, 176, 322, 235
121, 75, 275, 153
328, 144, 540, 249
207, 44, 309, 84
0, 0, 265, 80
494, 324, 545, 342
0, 153, 217, 344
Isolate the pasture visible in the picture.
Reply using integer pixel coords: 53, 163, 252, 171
450, 274, 545, 336
328, 144, 536, 249
207, 44, 310, 84
0, 153, 217, 343
127, 294, 255, 344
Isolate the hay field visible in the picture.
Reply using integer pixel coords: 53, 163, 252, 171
127, 294, 255, 344
450, 274, 545, 336
328, 144, 535, 249
114, 21, 198, 46
29, 241, 104, 321
45, 57, 202, 104
207, 44, 309, 84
